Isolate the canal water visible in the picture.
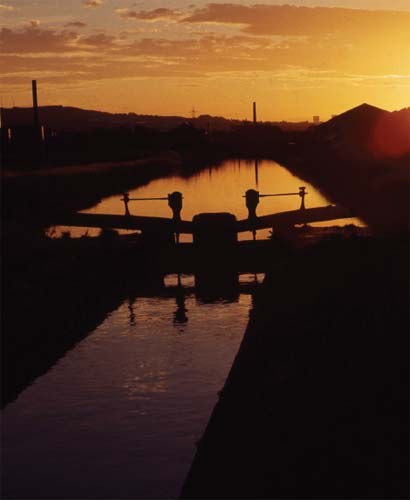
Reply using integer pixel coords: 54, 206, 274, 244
2, 274, 261, 499
3, 159, 361, 499
56, 158, 361, 239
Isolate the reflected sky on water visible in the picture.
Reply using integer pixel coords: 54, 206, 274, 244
55, 159, 362, 239
2, 273, 261, 499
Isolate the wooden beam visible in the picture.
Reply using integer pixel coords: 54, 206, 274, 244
237, 205, 353, 232
50, 212, 193, 233
51, 205, 353, 234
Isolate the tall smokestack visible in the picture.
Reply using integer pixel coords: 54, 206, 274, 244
32, 79, 39, 127
253, 101, 257, 124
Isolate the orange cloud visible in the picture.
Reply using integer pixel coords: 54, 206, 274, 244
182, 3, 410, 38
65, 22, 87, 28
1, 24, 409, 85
1, 4, 409, 119
0, 27, 79, 53
116, 8, 182, 21
83, 0, 102, 8
0, 3, 15, 11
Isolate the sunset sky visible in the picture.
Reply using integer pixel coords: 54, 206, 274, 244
1, 0, 409, 121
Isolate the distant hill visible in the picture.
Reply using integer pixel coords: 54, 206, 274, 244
1, 106, 200, 132
316, 103, 410, 159
1, 106, 311, 133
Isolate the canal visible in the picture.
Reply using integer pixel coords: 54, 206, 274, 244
2, 159, 361, 499
56, 158, 361, 239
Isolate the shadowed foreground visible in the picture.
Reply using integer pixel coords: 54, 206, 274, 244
181, 235, 409, 499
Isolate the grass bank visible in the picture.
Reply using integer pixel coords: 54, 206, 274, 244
181, 234, 409, 498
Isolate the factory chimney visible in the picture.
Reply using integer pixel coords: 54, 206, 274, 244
31, 80, 44, 167
253, 102, 257, 124
32, 79, 39, 127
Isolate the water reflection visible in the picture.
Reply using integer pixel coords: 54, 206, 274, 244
125, 273, 264, 328
55, 159, 363, 239
2, 273, 260, 499
174, 274, 188, 325
195, 270, 239, 304
128, 158, 324, 226
84, 160, 361, 238
255, 158, 259, 188
128, 296, 136, 326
